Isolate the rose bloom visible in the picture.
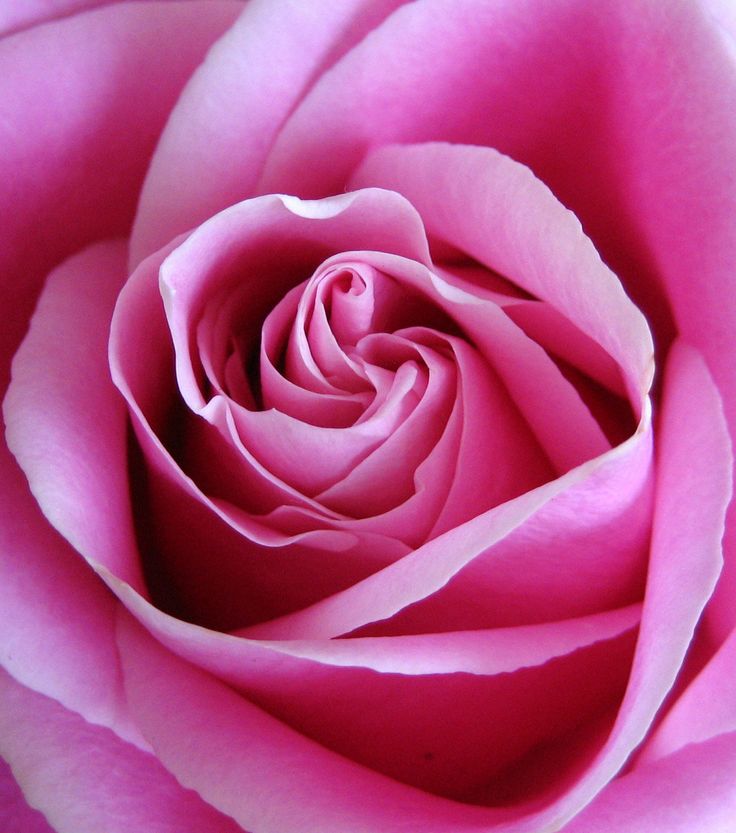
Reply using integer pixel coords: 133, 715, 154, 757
2, 1, 736, 831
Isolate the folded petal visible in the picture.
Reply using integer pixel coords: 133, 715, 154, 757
116, 613, 524, 832
241, 414, 652, 639
531, 341, 732, 831
638, 627, 736, 763
0, 755, 55, 833
113, 596, 637, 803
351, 142, 653, 406
561, 731, 736, 833
0, 669, 242, 833
130, 0, 407, 265
0, 452, 139, 746
5, 240, 143, 590
257, 0, 736, 639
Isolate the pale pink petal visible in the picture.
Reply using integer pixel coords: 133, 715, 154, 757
522, 341, 732, 831
240, 414, 652, 640
351, 143, 653, 405
0, 0, 241, 395
260, 284, 370, 425
314, 333, 453, 517
702, 0, 736, 41
331, 251, 614, 474
129, 0, 406, 265
5, 241, 144, 591
0, 450, 139, 747
0, 670, 242, 833
158, 190, 430, 415
0, 758, 54, 833
561, 731, 736, 833
638, 628, 736, 764
1, 246, 142, 745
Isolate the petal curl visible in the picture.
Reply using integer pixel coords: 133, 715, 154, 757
0, 669, 242, 833
561, 731, 736, 833
129, 0, 407, 265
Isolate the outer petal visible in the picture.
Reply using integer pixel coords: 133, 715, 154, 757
0, 0, 241, 394
106, 571, 640, 800
0, 451, 139, 747
0, 0, 109, 36
5, 241, 143, 591
0, 758, 55, 833
532, 341, 732, 831
2, 241, 148, 747
638, 628, 736, 763
560, 731, 736, 833
129, 0, 407, 265
117, 613, 509, 833
0, 669, 243, 833
0, 0, 239, 735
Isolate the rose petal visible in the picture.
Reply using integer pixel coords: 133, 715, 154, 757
350, 142, 653, 405
532, 341, 733, 831
240, 415, 652, 640
341, 250, 614, 474
561, 731, 736, 833
0, 0, 241, 395
259, 0, 734, 417
158, 190, 431, 414
5, 241, 143, 590
257, 0, 736, 639
1, 242, 144, 747
0, 758, 54, 833
106, 571, 641, 675
0, 669, 242, 833
0, 453, 139, 747
111, 587, 637, 801
129, 0, 407, 266
638, 627, 736, 764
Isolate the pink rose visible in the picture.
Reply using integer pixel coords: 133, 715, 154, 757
2, 1, 736, 831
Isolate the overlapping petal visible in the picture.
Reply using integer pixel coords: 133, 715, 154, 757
0, 669, 242, 833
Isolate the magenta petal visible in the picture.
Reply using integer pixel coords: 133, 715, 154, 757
0, 669, 242, 833
129, 0, 406, 265
112, 588, 637, 802
561, 731, 736, 833
117, 612, 513, 832
0, 758, 54, 833
5, 241, 144, 592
